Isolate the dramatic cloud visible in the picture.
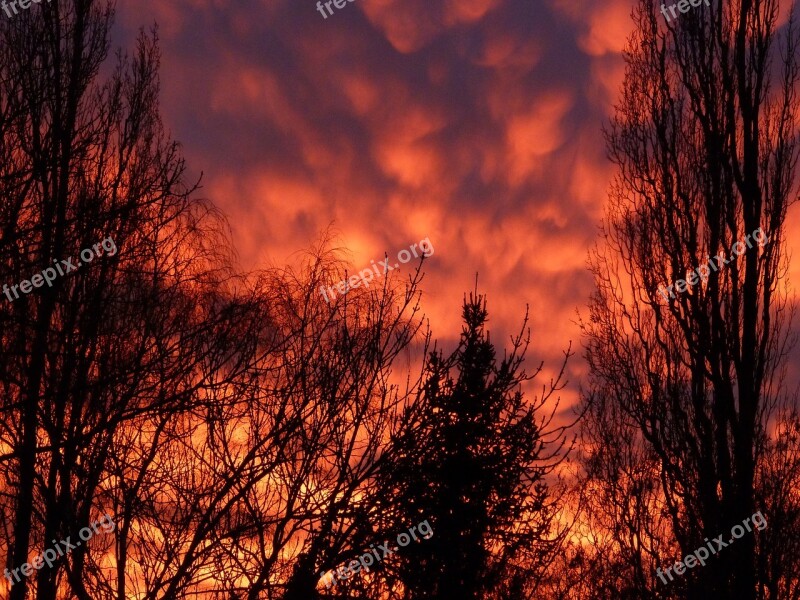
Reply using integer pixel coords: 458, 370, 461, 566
113, 0, 800, 415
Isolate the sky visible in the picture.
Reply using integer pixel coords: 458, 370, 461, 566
111, 0, 800, 414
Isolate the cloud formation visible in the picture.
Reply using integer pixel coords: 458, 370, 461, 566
113, 0, 800, 414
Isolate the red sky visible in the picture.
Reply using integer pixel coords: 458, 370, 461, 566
111, 0, 800, 411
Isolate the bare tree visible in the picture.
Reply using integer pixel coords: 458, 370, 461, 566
212, 251, 430, 600
579, 0, 800, 597
0, 2, 266, 598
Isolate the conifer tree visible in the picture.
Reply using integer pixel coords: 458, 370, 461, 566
374, 292, 571, 600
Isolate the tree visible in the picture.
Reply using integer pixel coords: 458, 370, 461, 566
0, 2, 251, 598
222, 250, 430, 600
366, 291, 572, 600
579, 0, 800, 597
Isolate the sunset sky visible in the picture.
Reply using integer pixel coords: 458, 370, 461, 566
111, 0, 800, 410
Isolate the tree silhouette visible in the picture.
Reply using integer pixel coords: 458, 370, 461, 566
579, 0, 800, 597
365, 291, 572, 600
0, 2, 248, 598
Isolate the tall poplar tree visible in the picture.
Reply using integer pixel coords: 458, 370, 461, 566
580, 0, 800, 597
